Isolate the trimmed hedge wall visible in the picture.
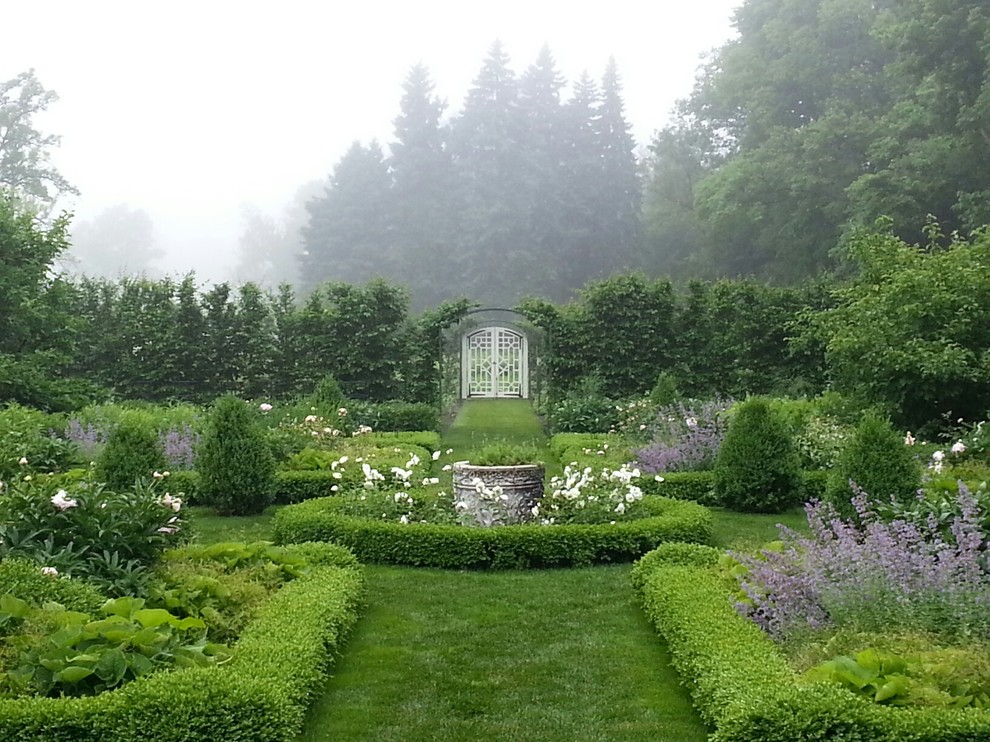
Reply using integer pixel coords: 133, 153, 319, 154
0, 544, 364, 741
273, 495, 712, 569
632, 546, 990, 741
163, 470, 349, 506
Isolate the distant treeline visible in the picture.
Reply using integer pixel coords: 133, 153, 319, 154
300, 42, 641, 309
301, 3, 990, 306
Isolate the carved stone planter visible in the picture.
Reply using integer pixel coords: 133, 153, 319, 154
452, 462, 545, 526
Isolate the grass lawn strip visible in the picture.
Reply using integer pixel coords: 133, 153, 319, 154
300, 564, 709, 741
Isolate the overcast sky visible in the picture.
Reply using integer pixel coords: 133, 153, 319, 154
5, 0, 741, 281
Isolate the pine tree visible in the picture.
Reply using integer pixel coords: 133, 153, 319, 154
518, 45, 570, 299
593, 57, 642, 274
450, 41, 532, 305
300, 141, 393, 293
388, 64, 457, 309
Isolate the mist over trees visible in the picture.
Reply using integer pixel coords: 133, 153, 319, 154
67, 204, 162, 278
642, 0, 990, 280
301, 42, 642, 308
0, 69, 77, 209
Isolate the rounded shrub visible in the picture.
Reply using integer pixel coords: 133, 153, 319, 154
825, 412, 920, 519
713, 397, 802, 513
197, 395, 276, 516
96, 414, 167, 490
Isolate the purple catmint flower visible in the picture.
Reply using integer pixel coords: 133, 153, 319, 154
159, 425, 200, 470
634, 398, 731, 473
734, 481, 990, 643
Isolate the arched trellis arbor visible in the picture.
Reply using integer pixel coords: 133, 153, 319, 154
439, 308, 545, 404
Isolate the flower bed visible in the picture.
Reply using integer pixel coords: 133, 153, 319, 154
0, 542, 364, 742
632, 546, 990, 740
273, 494, 712, 569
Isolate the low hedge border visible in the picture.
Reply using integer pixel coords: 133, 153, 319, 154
273, 495, 712, 569
0, 543, 364, 742
632, 545, 990, 741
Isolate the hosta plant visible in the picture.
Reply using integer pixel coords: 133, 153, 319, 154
1, 595, 227, 698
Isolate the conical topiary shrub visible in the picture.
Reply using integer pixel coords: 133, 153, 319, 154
97, 415, 167, 490
714, 397, 802, 513
196, 395, 275, 516
825, 412, 920, 519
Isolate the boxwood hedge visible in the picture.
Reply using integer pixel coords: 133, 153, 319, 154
273, 495, 712, 569
633, 546, 990, 741
0, 543, 364, 742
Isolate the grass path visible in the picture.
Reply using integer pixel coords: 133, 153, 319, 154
298, 401, 708, 740
442, 399, 548, 454
299, 565, 709, 741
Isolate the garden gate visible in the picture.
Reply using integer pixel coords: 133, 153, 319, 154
461, 326, 528, 398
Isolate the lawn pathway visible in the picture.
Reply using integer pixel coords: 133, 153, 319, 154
298, 400, 709, 741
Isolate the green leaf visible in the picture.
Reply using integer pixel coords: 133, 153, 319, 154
93, 647, 128, 685
57, 665, 94, 684
874, 675, 910, 703
133, 608, 177, 629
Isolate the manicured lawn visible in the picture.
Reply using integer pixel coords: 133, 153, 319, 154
186, 505, 276, 544
183, 400, 807, 741
300, 565, 709, 742
442, 399, 549, 456
709, 506, 810, 550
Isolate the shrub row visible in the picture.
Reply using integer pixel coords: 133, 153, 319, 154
639, 470, 826, 507
632, 546, 990, 741
351, 401, 440, 432
273, 495, 712, 569
548, 433, 631, 466
0, 545, 364, 741
0, 557, 106, 613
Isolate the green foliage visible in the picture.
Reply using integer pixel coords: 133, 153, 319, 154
826, 413, 921, 519
303, 375, 345, 416
0, 194, 85, 412
468, 442, 544, 466
0, 476, 187, 596
818, 225, 990, 428
650, 371, 681, 406
0, 558, 105, 614
0, 405, 77, 479
3, 597, 225, 698
546, 377, 620, 434
642, 0, 990, 287
273, 494, 712, 569
0, 562, 364, 741
714, 398, 803, 513
95, 415, 167, 490
350, 400, 440, 432
197, 396, 275, 516
634, 551, 990, 741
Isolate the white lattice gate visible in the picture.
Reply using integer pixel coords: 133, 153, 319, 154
462, 326, 528, 398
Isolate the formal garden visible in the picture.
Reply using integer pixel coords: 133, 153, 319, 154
4, 202, 990, 739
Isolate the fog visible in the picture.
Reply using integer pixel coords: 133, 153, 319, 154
5, 0, 739, 283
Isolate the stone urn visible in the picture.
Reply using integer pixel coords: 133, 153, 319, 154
452, 461, 545, 526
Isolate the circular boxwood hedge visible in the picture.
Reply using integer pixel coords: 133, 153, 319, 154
273, 495, 712, 569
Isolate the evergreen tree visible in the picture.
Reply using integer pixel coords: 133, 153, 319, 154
300, 141, 393, 293
450, 41, 532, 305
558, 71, 605, 294
592, 57, 641, 274
388, 64, 456, 309
518, 45, 570, 299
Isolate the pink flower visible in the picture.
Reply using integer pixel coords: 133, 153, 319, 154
259, 403, 273, 413
952, 441, 967, 455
